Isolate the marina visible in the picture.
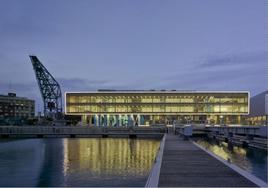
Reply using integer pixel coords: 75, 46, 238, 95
0, 0, 266, 187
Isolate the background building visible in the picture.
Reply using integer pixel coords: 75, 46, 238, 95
0, 93, 35, 119
65, 90, 249, 126
246, 91, 268, 125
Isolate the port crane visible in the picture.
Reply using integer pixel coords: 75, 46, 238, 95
29, 55, 62, 119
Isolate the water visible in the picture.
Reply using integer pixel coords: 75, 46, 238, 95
0, 138, 160, 187
195, 138, 267, 182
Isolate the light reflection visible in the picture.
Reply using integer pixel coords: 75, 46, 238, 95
62, 138, 160, 178
63, 139, 69, 177
195, 138, 267, 182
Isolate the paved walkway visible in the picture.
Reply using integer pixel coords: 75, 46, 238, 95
158, 134, 257, 187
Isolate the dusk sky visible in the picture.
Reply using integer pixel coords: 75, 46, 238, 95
0, 0, 267, 112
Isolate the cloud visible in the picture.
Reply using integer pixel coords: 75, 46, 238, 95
0, 81, 35, 94
58, 78, 109, 91
195, 51, 267, 69
152, 51, 267, 95
58, 76, 160, 91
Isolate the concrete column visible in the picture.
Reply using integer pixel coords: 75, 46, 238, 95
99, 115, 102, 127
130, 114, 134, 126
107, 114, 111, 127
94, 115, 96, 126
138, 114, 141, 126
94, 115, 98, 126
119, 114, 122, 126
88, 115, 92, 126
103, 115, 105, 126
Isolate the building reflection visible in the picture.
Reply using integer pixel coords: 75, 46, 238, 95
62, 138, 160, 178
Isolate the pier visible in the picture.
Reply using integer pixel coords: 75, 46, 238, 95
155, 134, 260, 187
174, 125, 267, 150
207, 126, 267, 150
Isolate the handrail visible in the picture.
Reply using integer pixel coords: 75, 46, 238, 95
145, 134, 166, 187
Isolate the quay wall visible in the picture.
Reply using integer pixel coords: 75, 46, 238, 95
0, 126, 165, 139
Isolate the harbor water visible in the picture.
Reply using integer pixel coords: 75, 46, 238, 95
0, 138, 160, 187
195, 138, 267, 182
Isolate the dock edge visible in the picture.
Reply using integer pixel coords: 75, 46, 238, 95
145, 134, 166, 187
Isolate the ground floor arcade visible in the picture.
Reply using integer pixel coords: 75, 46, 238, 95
81, 114, 243, 126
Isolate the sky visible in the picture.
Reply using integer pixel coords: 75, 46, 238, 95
0, 0, 267, 113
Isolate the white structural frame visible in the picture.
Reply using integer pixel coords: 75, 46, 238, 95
64, 90, 250, 116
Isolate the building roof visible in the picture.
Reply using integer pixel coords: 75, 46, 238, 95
0, 93, 34, 101
66, 90, 249, 94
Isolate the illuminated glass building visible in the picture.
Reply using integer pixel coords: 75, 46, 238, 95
65, 90, 249, 126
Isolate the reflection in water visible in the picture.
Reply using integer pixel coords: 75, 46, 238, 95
0, 138, 160, 187
195, 138, 267, 182
62, 138, 160, 186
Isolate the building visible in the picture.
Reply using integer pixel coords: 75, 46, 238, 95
0, 93, 35, 119
246, 91, 267, 125
65, 90, 249, 126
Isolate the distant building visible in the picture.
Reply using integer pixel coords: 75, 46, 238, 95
247, 91, 268, 125
0, 93, 35, 119
65, 90, 249, 126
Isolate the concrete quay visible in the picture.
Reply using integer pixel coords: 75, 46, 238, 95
0, 126, 165, 138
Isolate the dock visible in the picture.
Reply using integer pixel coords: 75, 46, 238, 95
157, 134, 258, 187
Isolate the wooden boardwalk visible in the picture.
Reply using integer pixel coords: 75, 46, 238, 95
158, 134, 257, 187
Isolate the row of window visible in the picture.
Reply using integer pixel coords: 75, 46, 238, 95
67, 97, 247, 104
67, 104, 248, 113
0, 113, 34, 117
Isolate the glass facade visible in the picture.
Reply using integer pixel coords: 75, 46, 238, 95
65, 91, 249, 125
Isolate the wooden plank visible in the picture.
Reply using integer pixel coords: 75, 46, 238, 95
158, 134, 257, 187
